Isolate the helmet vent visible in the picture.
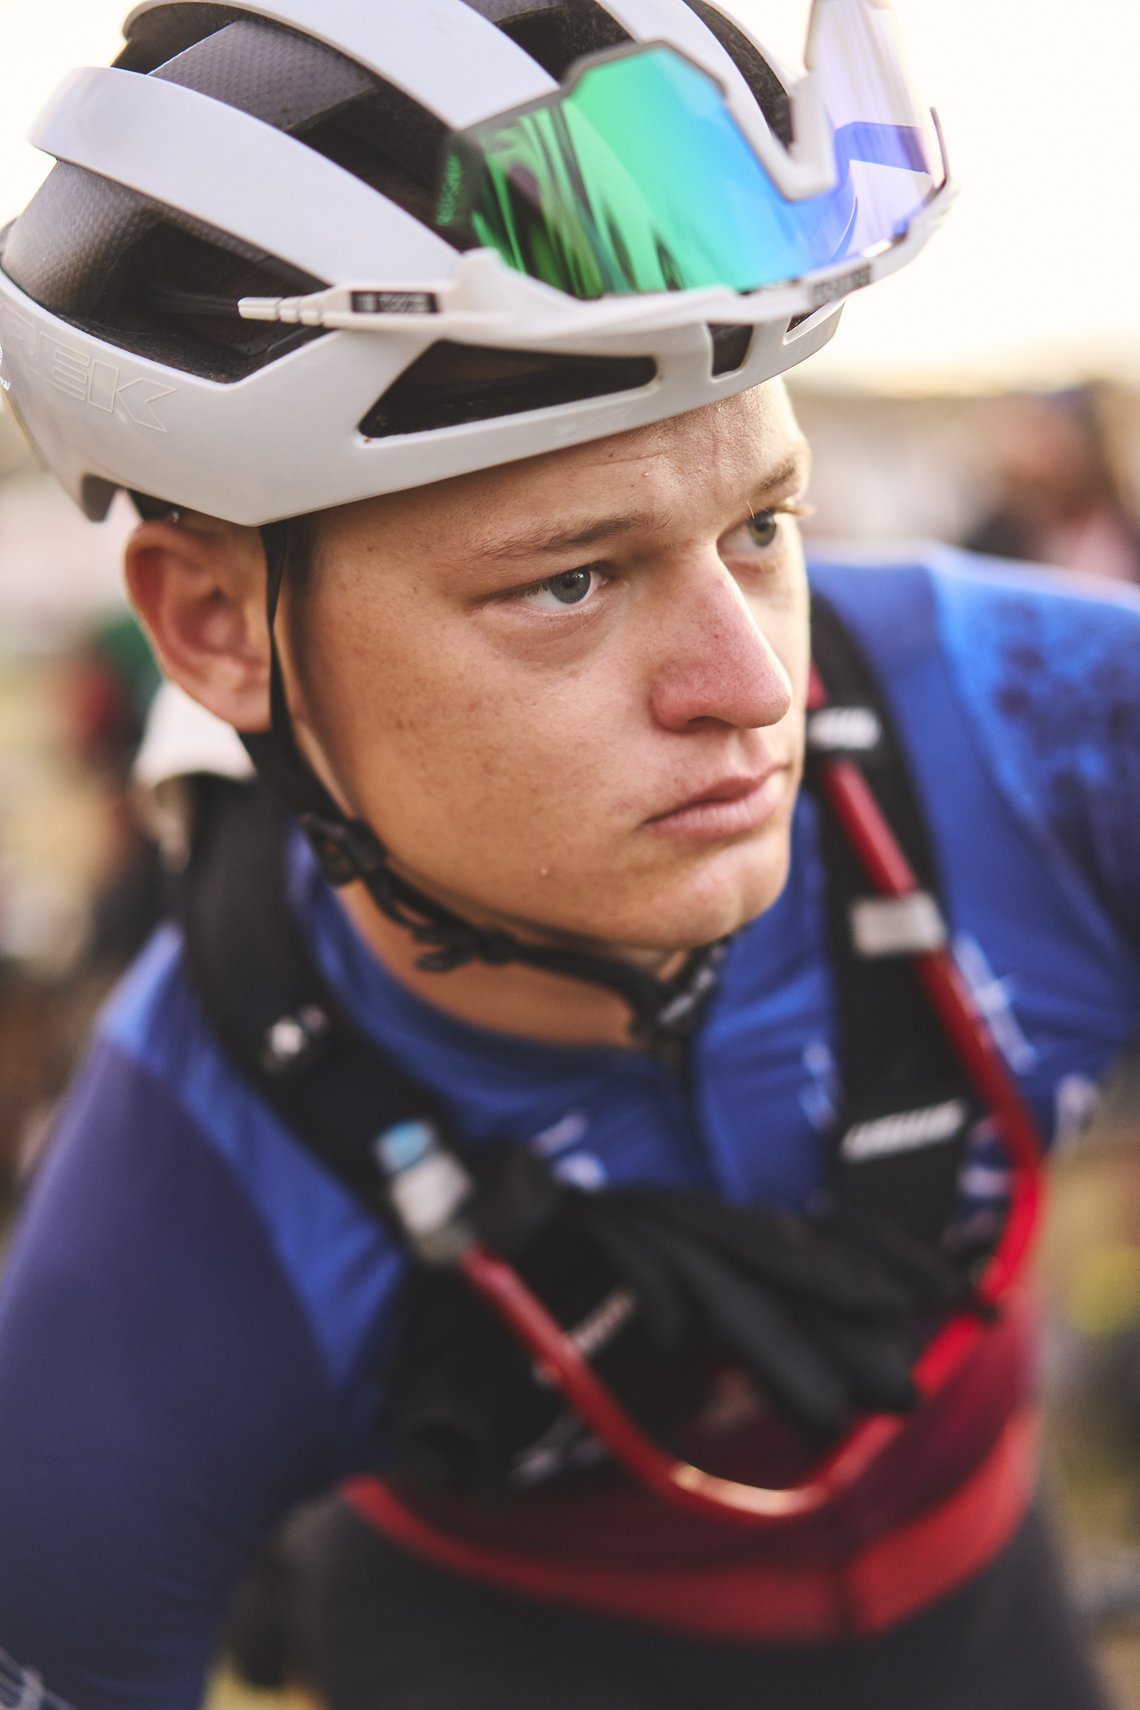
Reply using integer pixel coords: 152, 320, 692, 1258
110, 220, 327, 380
709, 323, 753, 377
679, 0, 793, 146
3, 164, 326, 384
464, 0, 561, 18
299, 88, 451, 236
116, 5, 250, 73
466, 0, 632, 80
360, 342, 656, 438
150, 17, 375, 125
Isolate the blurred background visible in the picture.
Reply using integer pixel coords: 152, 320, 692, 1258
1, 0, 1138, 1704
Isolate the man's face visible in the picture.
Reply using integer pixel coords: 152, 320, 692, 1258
291, 381, 811, 955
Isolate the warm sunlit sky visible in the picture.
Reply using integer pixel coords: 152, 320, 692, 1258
0, 0, 1138, 391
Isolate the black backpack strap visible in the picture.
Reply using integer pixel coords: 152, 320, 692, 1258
175, 775, 452, 1214
806, 594, 977, 1248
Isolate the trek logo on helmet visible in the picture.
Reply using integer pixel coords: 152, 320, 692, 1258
0, 302, 174, 431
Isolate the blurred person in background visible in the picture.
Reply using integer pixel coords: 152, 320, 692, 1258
61, 612, 164, 979
0, 612, 162, 1205
964, 386, 1140, 585
0, 5, 1137, 1710
0, 959, 62, 1212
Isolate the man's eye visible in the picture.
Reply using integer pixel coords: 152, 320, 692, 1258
721, 504, 808, 564
744, 511, 780, 549
520, 566, 603, 611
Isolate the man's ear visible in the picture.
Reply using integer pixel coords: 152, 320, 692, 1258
124, 518, 271, 731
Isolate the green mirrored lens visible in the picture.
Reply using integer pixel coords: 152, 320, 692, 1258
437, 47, 859, 299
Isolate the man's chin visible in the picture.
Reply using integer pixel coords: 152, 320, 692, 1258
662, 837, 794, 941
592, 851, 795, 962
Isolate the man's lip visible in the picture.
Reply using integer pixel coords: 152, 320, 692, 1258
646, 767, 783, 824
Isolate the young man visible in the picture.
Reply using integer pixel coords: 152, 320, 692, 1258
0, 3, 1136, 1708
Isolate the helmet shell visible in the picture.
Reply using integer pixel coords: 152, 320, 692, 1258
0, 0, 901, 523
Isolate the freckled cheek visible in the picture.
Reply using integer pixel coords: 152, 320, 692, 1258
341, 658, 629, 856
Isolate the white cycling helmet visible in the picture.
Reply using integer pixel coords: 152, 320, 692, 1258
0, 0, 950, 527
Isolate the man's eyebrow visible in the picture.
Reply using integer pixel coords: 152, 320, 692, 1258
470, 509, 666, 563
746, 448, 811, 510
471, 447, 811, 564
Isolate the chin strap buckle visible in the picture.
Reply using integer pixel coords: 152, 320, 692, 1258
648, 940, 731, 1045
298, 813, 388, 887
413, 922, 519, 975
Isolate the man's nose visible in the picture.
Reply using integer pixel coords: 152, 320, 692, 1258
648, 558, 795, 734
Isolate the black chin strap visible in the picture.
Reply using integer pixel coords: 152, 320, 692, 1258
238, 522, 729, 1044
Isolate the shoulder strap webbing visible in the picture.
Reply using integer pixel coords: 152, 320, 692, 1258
806, 594, 976, 1247
175, 775, 450, 1215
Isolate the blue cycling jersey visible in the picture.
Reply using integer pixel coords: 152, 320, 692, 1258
0, 554, 1137, 1709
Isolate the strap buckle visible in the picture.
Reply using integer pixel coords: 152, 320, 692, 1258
849, 892, 947, 958
298, 813, 388, 886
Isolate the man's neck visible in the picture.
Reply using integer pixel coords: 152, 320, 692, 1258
338, 880, 663, 1050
